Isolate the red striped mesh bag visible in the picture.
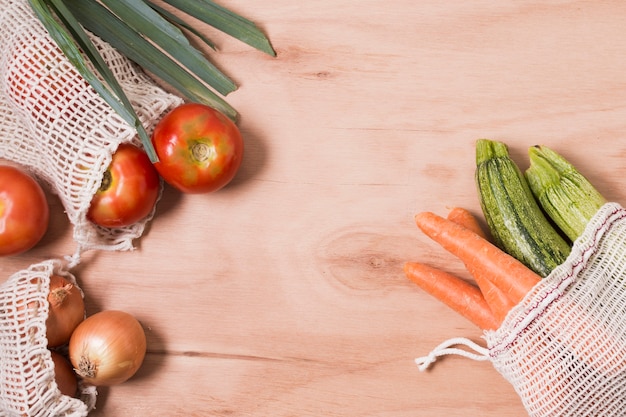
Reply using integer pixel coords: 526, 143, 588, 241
0, 0, 183, 258
416, 202, 626, 416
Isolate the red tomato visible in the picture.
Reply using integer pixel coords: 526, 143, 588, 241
87, 143, 160, 228
0, 165, 49, 256
151, 103, 244, 193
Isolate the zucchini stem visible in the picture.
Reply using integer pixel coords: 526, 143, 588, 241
525, 145, 606, 242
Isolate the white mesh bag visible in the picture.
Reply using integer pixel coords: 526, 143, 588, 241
416, 202, 626, 417
0, 260, 95, 417
0, 1, 185, 414
0, 0, 184, 256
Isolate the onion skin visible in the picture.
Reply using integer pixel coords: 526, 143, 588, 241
46, 275, 85, 347
50, 351, 78, 397
68, 310, 147, 386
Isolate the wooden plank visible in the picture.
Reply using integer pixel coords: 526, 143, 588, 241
4, 1, 626, 415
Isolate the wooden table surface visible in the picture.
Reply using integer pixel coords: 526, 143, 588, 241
4, 1, 626, 416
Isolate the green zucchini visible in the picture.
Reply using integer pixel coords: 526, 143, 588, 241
475, 139, 571, 277
525, 145, 606, 242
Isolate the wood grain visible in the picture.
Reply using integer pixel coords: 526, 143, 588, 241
5, 1, 626, 415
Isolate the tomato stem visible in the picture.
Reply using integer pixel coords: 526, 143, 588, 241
190, 142, 213, 163
99, 170, 112, 192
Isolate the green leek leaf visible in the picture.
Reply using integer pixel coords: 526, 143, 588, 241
28, 0, 158, 161
145, 1, 217, 51
99, 0, 237, 96
63, 0, 237, 120
29, 0, 275, 151
161, 0, 276, 57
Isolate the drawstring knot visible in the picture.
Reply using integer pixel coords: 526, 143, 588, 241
415, 337, 490, 371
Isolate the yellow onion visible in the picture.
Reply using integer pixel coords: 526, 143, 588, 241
68, 310, 146, 386
46, 275, 85, 347
50, 350, 78, 397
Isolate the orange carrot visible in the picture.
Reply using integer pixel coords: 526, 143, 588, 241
471, 273, 515, 324
416, 214, 625, 376
446, 207, 514, 322
446, 207, 488, 240
403, 261, 499, 331
414, 211, 541, 305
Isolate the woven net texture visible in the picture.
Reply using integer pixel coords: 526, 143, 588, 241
0, 260, 94, 417
0, 0, 183, 255
0, 0, 187, 414
486, 202, 626, 416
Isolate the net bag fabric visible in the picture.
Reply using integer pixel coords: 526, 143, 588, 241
486, 202, 626, 416
0, 260, 95, 417
417, 202, 626, 417
0, 0, 184, 255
